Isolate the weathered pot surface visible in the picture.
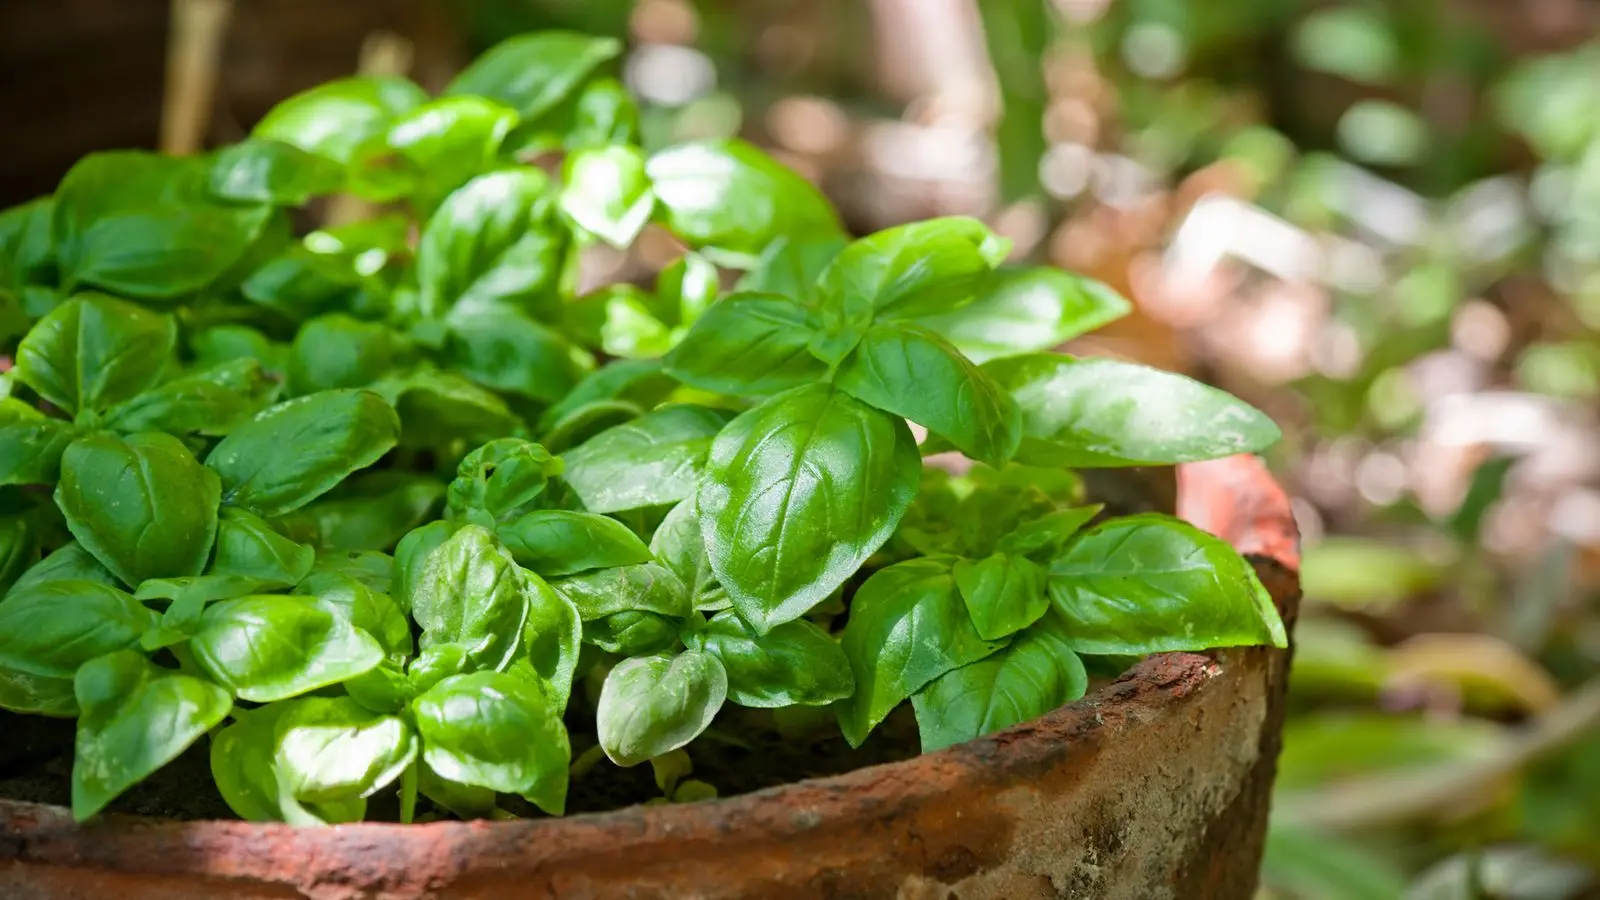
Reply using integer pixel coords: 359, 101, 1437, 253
0, 453, 1301, 900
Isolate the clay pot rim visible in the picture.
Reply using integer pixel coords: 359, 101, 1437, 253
1, 452, 1299, 859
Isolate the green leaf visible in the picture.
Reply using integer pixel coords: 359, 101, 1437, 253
582, 610, 680, 655
445, 303, 585, 403
206, 389, 400, 518
656, 252, 719, 327
952, 553, 1048, 641
0, 400, 78, 486
280, 471, 444, 553
191, 324, 288, 375
519, 577, 582, 712
836, 557, 1009, 747
208, 138, 343, 205
14, 293, 176, 417
413, 670, 570, 813
994, 505, 1102, 559
984, 355, 1282, 467
6, 541, 117, 596
295, 569, 412, 659
649, 498, 726, 611
210, 703, 290, 821
1046, 514, 1287, 654
0, 665, 78, 717
536, 359, 676, 433
701, 384, 920, 633
685, 610, 853, 708
411, 525, 530, 671
912, 268, 1130, 364
565, 284, 673, 359
272, 696, 416, 803
103, 358, 280, 437
446, 31, 622, 120
190, 594, 384, 701
0, 581, 159, 677
735, 235, 845, 305
560, 404, 733, 513
385, 96, 520, 203
0, 514, 37, 595
561, 145, 654, 247
663, 293, 827, 396
551, 562, 689, 621
71, 650, 233, 820
647, 140, 841, 253
287, 315, 408, 395
499, 510, 652, 577
0, 198, 56, 309
835, 322, 1021, 468
596, 650, 727, 767
563, 76, 639, 149
253, 75, 429, 167
136, 574, 279, 649
910, 609, 1088, 752
541, 400, 641, 454
211, 508, 314, 585
371, 369, 523, 450
393, 520, 457, 614
240, 247, 363, 321
444, 438, 560, 528
414, 169, 565, 322
56, 431, 221, 585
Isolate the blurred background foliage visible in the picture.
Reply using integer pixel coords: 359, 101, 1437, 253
4, 0, 1600, 895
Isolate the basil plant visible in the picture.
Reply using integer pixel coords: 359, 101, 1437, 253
0, 29, 1285, 824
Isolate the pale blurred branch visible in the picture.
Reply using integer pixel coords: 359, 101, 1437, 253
161, 0, 234, 155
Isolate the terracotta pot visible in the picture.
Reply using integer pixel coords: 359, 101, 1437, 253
0, 453, 1301, 900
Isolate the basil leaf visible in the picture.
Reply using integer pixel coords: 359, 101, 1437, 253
910, 610, 1089, 752
413, 670, 570, 814
445, 31, 622, 120
253, 75, 429, 167
209, 138, 343, 205
344, 660, 413, 715
520, 577, 582, 712
71, 650, 233, 820
14, 293, 176, 416
819, 217, 1007, 322
385, 96, 520, 213
414, 169, 565, 322
287, 315, 408, 395
912, 268, 1130, 363
983, 355, 1281, 467
1046, 514, 1287, 654
648, 498, 726, 611
206, 389, 400, 518
281, 471, 445, 552
499, 510, 652, 577
6, 541, 117, 596
445, 303, 585, 403
210, 703, 289, 821
56, 431, 221, 585
102, 358, 280, 437
393, 520, 457, 614
561, 404, 733, 514
273, 696, 417, 803
550, 562, 689, 621
135, 574, 277, 607
192, 324, 287, 375
952, 553, 1048, 641
536, 359, 675, 433
559, 145, 655, 247
0, 665, 78, 717
596, 650, 727, 767
411, 525, 530, 671
0, 198, 56, 311
701, 384, 920, 633
190, 595, 384, 701
445, 438, 564, 528
656, 252, 719, 327
0, 581, 158, 677
835, 321, 1021, 468
212, 508, 315, 586
583, 610, 680, 656
0, 400, 78, 486
295, 571, 412, 660
565, 284, 673, 360
240, 247, 362, 321
371, 369, 523, 450
685, 610, 853, 708
663, 292, 827, 396
734, 235, 845, 305
836, 557, 1009, 747
647, 140, 841, 253
563, 76, 639, 148
541, 400, 641, 454
995, 505, 1103, 559
0, 514, 37, 595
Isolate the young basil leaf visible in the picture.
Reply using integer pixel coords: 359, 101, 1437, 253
281, 471, 445, 552
14, 293, 176, 417
287, 315, 408, 395
208, 138, 344, 205
701, 384, 920, 633
952, 553, 1048, 641
135, 574, 279, 607
684, 610, 853, 708
206, 389, 400, 518
910, 610, 1089, 752
835, 557, 1009, 747
735, 235, 846, 305
656, 252, 719, 327
212, 508, 315, 586
820, 217, 1007, 321
412, 670, 570, 813
583, 610, 681, 656
0, 665, 78, 717
0, 399, 79, 486
102, 358, 280, 437
210, 703, 290, 821
0, 580, 159, 677
445, 303, 585, 403
411, 525, 530, 672
564, 284, 674, 360
6, 541, 117, 597
189, 595, 384, 701
253, 75, 429, 167
541, 399, 642, 454
384, 96, 520, 213
445, 31, 622, 120
649, 498, 727, 611
56, 431, 221, 586
647, 139, 842, 253
834, 321, 1022, 468
994, 505, 1103, 559
370, 369, 523, 450
71, 649, 233, 820
563, 76, 639, 148
191, 324, 288, 375
983, 355, 1282, 467
911, 268, 1131, 364
520, 578, 582, 713
499, 510, 653, 577
344, 660, 413, 715
407, 643, 474, 696
240, 246, 363, 321
596, 650, 727, 766
445, 438, 562, 528
662, 292, 827, 397
550, 562, 690, 621
561, 404, 733, 514
414, 169, 564, 322
272, 696, 417, 803
561, 145, 655, 247
536, 358, 676, 433
0, 513, 37, 595
295, 571, 413, 660
1047, 514, 1287, 654
0, 198, 56, 308
393, 520, 457, 614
